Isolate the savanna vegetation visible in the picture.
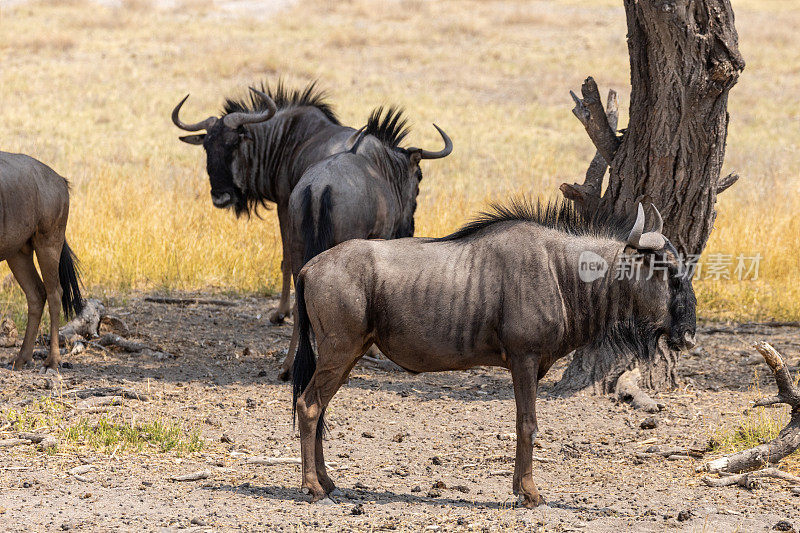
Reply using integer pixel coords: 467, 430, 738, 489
2, 0, 799, 323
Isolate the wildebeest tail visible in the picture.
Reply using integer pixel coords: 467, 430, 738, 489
300, 185, 335, 267
291, 277, 327, 437
58, 241, 84, 318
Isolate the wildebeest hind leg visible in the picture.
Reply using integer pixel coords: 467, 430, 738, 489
7, 250, 46, 369
510, 356, 546, 508
297, 348, 362, 501
35, 239, 64, 370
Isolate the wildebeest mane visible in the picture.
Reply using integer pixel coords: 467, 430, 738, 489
436, 197, 631, 243
364, 106, 410, 148
223, 80, 340, 125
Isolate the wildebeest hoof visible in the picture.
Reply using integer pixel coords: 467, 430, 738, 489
268, 310, 286, 324
517, 493, 546, 508
278, 369, 291, 382
328, 488, 343, 497
316, 497, 336, 505
39, 367, 59, 376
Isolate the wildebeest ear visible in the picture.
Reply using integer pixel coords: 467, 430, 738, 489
179, 134, 206, 145
410, 151, 422, 165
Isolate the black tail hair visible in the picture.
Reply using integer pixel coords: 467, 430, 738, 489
291, 277, 326, 438
300, 185, 335, 267
58, 241, 83, 318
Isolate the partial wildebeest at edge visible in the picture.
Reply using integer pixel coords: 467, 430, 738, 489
0, 152, 83, 370
276, 107, 453, 380
172, 81, 361, 323
291, 200, 696, 507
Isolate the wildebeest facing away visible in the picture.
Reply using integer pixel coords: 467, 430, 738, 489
171, 81, 361, 323
291, 200, 696, 507
276, 107, 453, 380
0, 152, 83, 370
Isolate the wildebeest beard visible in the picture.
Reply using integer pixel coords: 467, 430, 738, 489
589, 316, 662, 364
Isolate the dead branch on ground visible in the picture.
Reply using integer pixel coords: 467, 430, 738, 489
702, 342, 800, 488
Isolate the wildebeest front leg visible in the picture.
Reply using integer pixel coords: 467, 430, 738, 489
6, 250, 46, 369
269, 208, 292, 324
510, 356, 545, 508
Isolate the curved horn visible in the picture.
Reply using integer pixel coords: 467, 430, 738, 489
345, 126, 366, 152
222, 87, 277, 129
626, 203, 645, 248
409, 124, 453, 160
171, 94, 218, 132
649, 203, 664, 233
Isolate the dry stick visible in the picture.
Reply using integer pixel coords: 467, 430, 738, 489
144, 296, 237, 307
171, 470, 211, 482
704, 341, 800, 474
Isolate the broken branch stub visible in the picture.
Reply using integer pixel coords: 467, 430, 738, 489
704, 342, 800, 474
562, 87, 619, 212
570, 77, 621, 168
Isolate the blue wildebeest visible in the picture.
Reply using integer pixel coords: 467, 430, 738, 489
290, 201, 696, 507
171, 81, 361, 323
0, 152, 83, 370
276, 107, 452, 380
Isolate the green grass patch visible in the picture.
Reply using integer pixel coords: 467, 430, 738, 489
710, 406, 789, 454
2, 398, 204, 456
64, 416, 204, 454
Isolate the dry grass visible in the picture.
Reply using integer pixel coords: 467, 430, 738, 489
1, 0, 798, 320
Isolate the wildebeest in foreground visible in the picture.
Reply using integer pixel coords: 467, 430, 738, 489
291, 200, 696, 507
0, 152, 83, 370
276, 107, 453, 380
172, 81, 365, 323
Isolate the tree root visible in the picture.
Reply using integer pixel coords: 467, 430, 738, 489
702, 342, 800, 478
616, 368, 663, 413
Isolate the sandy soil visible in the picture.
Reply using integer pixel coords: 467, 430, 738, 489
0, 295, 799, 532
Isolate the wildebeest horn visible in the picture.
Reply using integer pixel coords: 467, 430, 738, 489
345, 126, 366, 152
627, 203, 666, 250
649, 203, 663, 234
409, 124, 453, 160
222, 87, 277, 129
172, 94, 218, 131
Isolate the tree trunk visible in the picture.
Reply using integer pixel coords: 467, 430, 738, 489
557, 0, 745, 394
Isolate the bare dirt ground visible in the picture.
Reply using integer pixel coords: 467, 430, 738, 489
1, 295, 799, 532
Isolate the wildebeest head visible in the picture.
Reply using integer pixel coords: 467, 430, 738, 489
350, 108, 453, 238
172, 88, 277, 215
623, 204, 697, 353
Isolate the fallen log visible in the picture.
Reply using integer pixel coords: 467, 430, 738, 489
703, 342, 800, 475
702, 467, 800, 489
60, 387, 149, 402
144, 296, 237, 307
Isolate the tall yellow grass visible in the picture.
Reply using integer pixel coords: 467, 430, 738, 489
1, 0, 798, 320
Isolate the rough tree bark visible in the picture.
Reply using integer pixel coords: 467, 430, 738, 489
557, 0, 745, 394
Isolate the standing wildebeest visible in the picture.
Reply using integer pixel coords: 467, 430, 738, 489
276, 107, 453, 380
291, 200, 696, 507
0, 152, 83, 371
172, 81, 360, 323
